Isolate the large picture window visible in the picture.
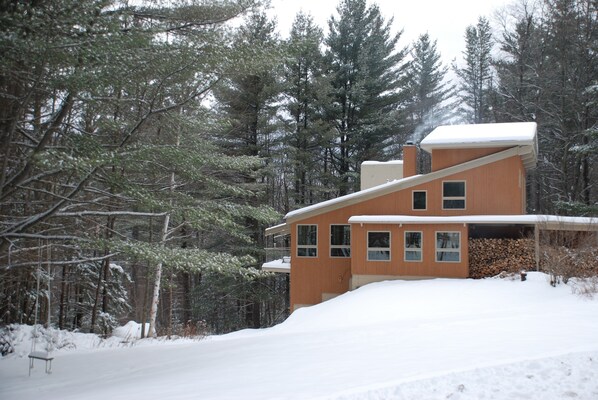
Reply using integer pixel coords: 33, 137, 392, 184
436, 231, 461, 262
442, 181, 466, 209
404, 231, 422, 262
330, 225, 351, 257
297, 225, 317, 257
412, 191, 427, 210
367, 231, 390, 261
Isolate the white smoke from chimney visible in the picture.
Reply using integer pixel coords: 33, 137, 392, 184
408, 109, 461, 145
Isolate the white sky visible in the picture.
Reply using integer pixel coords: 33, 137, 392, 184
269, 0, 513, 66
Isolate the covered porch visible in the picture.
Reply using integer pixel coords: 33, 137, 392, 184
262, 222, 291, 274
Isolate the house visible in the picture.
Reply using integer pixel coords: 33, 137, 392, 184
263, 122, 597, 311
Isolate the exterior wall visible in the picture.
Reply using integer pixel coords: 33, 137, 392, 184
350, 223, 469, 288
289, 153, 526, 309
431, 148, 508, 171
290, 219, 352, 309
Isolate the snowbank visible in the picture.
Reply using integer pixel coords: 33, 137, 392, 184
1, 273, 597, 400
112, 321, 150, 340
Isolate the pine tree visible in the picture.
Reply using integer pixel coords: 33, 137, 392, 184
282, 12, 328, 208
493, 0, 597, 214
0, 0, 282, 334
455, 16, 494, 123
403, 33, 455, 172
493, 1, 548, 212
325, 0, 408, 195
212, 11, 283, 328
541, 0, 597, 209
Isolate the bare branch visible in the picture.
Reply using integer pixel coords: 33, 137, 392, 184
54, 211, 168, 218
1, 233, 88, 241
3, 253, 118, 270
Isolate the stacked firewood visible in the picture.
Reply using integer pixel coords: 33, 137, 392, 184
469, 238, 536, 279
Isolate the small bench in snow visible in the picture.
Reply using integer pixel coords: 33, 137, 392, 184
28, 351, 54, 375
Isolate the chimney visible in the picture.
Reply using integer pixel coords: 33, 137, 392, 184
360, 160, 403, 190
403, 141, 417, 177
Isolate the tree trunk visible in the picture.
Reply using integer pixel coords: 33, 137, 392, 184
89, 263, 103, 333
181, 272, 191, 326
148, 212, 170, 337
58, 265, 68, 330
140, 263, 150, 339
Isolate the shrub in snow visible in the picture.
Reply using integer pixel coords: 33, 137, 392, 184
570, 277, 598, 299
542, 243, 598, 286
29, 324, 77, 353
177, 320, 210, 338
538, 230, 597, 286
0, 326, 15, 356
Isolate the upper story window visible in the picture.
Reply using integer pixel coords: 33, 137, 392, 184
436, 231, 461, 262
297, 225, 317, 257
330, 225, 351, 258
367, 231, 390, 261
404, 231, 422, 262
412, 191, 427, 210
442, 181, 466, 209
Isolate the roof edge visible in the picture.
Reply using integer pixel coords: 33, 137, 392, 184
265, 223, 289, 236
348, 214, 598, 231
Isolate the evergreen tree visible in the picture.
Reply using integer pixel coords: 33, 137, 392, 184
494, 5, 544, 123
325, 0, 408, 195
212, 11, 284, 328
493, 1, 548, 212
541, 0, 597, 209
282, 12, 328, 209
455, 16, 494, 123
0, 0, 283, 335
493, 0, 597, 214
403, 33, 455, 172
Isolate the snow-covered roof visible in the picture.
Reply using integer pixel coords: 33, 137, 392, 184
361, 160, 404, 165
420, 122, 538, 169
348, 214, 598, 231
265, 223, 289, 237
261, 259, 291, 274
421, 122, 537, 150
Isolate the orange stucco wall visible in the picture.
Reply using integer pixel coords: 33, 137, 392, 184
289, 152, 526, 309
431, 148, 508, 171
350, 223, 468, 278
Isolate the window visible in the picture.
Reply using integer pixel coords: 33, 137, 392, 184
442, 181, 466, 209
413, 191, 427, 210
297, 225, 317, 257
436, 232, 461, 262
330, 225, 351, 257
367, 231, 390, 261
404, 231, 422, 262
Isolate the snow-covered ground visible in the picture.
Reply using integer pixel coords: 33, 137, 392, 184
1, 272, 598, 399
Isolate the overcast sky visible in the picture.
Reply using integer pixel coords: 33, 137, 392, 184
269, 0, 513, 66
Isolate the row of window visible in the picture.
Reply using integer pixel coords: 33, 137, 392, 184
413, 181, 466, 210
367, 231, 461, 262
297, 224, 461, 263
297, 224, 351, 258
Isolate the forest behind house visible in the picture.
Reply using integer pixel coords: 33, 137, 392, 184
0, 0, 596, 337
